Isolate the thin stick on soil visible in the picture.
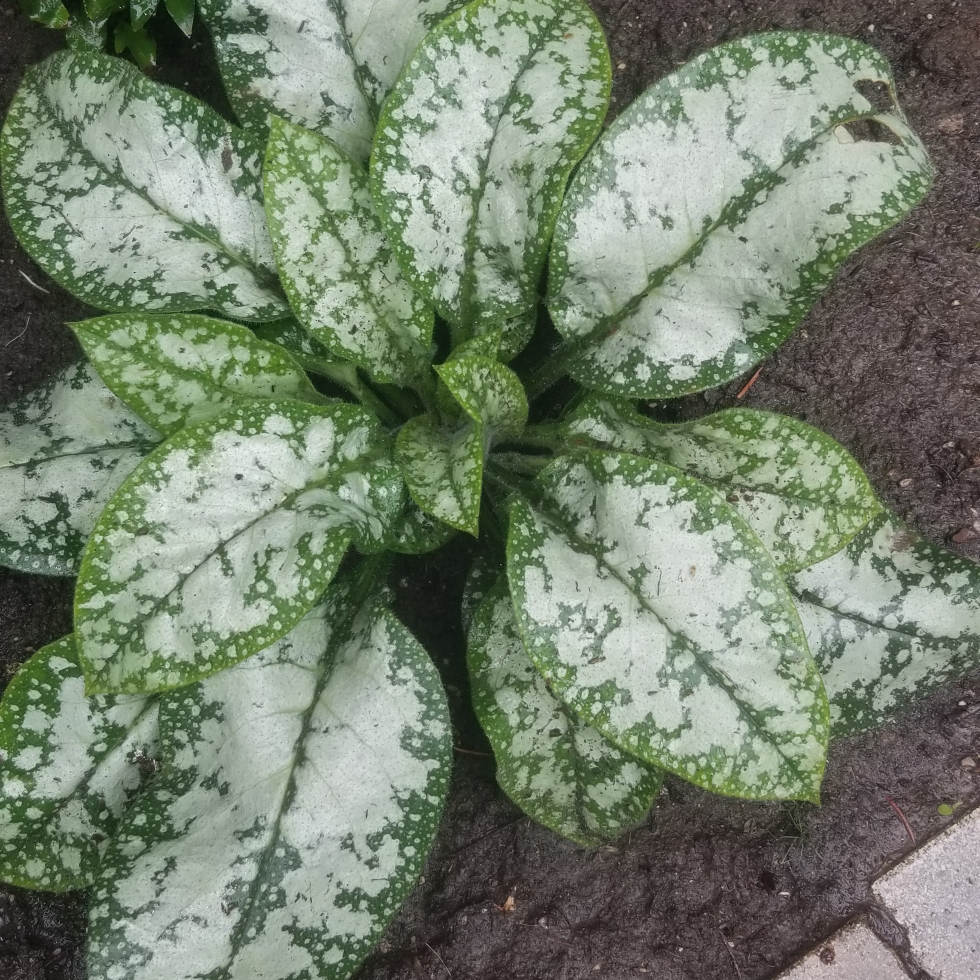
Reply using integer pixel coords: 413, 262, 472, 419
736, 365, 764, 399
719, 929, 744, 980
2, 314, 29, 349
885, 794, 916, 844
426, 943, 452, 978
453, 746, 493, 758
17, 270, 50, 294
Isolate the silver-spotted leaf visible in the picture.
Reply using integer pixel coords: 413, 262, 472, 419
565, 398, 880, 572
198, 0, 467, 162
507, 451, 828, 801
548, 33, 933, 398
0, 361, 159, 576
370, 0, 611, 351
789, 511, 980, 737
75, 400, 404, 694
20, 0, 70, 28
0, 636, 159, 892
396, 415, 485, 536
361, 501, 457, 556
265, 117, 433, 387
469, 577, 662, 845
87, 579, 451, 980
436, 356, 528, 440
72, 313, 325, 436
0, 48, 288, 321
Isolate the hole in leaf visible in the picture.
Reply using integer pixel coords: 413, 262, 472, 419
854, 79, 895, 113
837, 118, 903, 146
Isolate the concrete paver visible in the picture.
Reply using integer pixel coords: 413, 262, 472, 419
776, 921, 908, 979
873, 806, 980, 980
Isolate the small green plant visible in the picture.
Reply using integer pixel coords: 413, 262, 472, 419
1, 1, 979, 977
18, 0, 194, 68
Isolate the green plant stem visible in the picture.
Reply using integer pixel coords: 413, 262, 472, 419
296, 356, 402, 427
522, 337, 588, 401
509, 423, 569, 453
491, 452, 551, 478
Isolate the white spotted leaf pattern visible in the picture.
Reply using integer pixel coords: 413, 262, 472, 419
87, 574, 452, 980
71, 313, 327, 436
396, 415, 484, 536
0, 636, 159, 892
564, 397, 880, 572
507, 452, 829, 801
789, 511, 980, 737
548, 33, 933, 398
436, 355, 528, 440
370, 0, 611, 353
75, 399, 404, 695
264, 118, 433, 387
0, 361, 160, 577
198, 0, 468, 162
0, 48, 288, 321
468, 576, 663, 846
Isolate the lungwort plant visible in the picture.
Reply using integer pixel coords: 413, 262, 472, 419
2, 1, 979, 977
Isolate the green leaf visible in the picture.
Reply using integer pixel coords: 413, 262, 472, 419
370, 0, 611, 352
361, 502, 457, 557
264, 117, 433, 387
468, 576, 663, 846
198, 0, 468, 161
789, 510, 980, 737
164, 0, 194, 35
88, 576, 452, 980
75, 399, 404, 694
0, 637, 159, 892
548, 33, 933, 399
506, 451, 828, 801
0, 361, 159, 576
85, 0, 125, 19
66, 16, 109, 51
436, 356, 528, 439
20, 0, 70, 28
114, 22, 157, 70
129, 0, 157, 28
71, 313, 326, 436
396, 415, 484, 536
0, 48, 288, 321
565, 398, 880, 573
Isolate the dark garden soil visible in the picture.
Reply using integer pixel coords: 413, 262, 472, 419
1, 1, 980, 978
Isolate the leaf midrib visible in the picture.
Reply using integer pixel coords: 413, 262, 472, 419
457, 5, 565, 331
524, 490, 816, 775
91, 448, 385, 678
561, 107, 896, 352
31, 58, 283, 299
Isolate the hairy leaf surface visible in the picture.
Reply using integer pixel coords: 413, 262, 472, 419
0, 49, 287, 321
371, 0, 610, 350
0, 637, 158, 892
265, 118, 432, 386
436, 356, 528, 439
565, 398, 880, 572
396, 415, 484, 536
198, 0, 467, 161
0, 362, 159, 576
88, 581, 451, 980
507, 452, 828, 801
548, 33, 933, 398
790, 511, 980, 736
469, 577, 662, 845
72, 313, 324, 436
76, 400, 404, 694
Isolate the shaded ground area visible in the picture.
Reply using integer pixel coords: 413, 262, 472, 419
1, 0, 979, 978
